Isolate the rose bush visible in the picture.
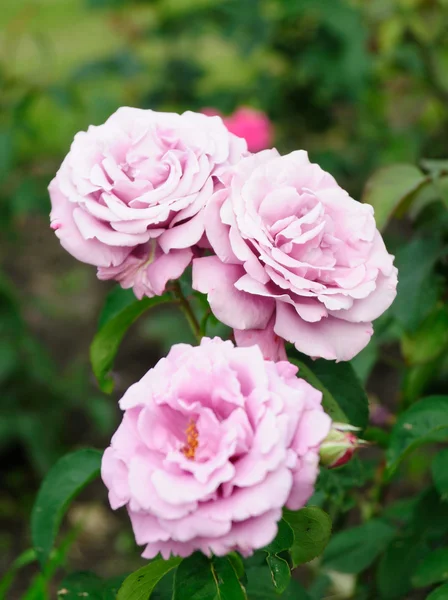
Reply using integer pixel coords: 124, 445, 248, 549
49, 107, 247, 298
193, 149, 398, 361
102, 337, 330, 558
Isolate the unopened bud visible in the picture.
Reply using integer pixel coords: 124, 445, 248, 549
319, 423, 367, 469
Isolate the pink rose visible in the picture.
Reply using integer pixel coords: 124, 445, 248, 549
101, 337, 330, 558
202, 107, 273, 153
193, 150, 398, 361
49, 107, 247, 298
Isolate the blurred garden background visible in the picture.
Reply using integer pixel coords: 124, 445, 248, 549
2, 0, 448, 598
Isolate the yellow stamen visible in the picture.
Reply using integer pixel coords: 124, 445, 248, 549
181, 420, 199, 460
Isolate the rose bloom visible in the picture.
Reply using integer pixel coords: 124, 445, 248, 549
49, 107, 247, 298
102, 337, 330, 558
202, 106, 273, 153
193, 150, 398, 362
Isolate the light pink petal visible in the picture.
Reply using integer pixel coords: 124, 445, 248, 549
192, 257, 274, 329
234, 314, 287, 362
333, 268, 398, 323
158, 210, 205, 252
274, 302, 373, 361
145, 248, 193, 296
49, 181, 130, 268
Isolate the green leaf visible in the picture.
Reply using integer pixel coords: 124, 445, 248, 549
245, 566, 310, 599
376, 534, 428, 599
31, 449, 102, 567
227, 553, 245, 580
390, 237, 442, 332
24, 529, 79, 600
58, 572, 102, 599
0, 549, 37, 597
412, 547, 448, 588
172, 553, 245, 600
289, 351, 369, 428
58, 572, 127, 600
420, 159, 448, 177
322, 519, 396, 574
118, 557, 181, 600
386, 396, 448, 476
412, 487, 448, 540
401, 307, 448, 365
432, 449, 448, 500
98, 286, 137, 329
362, 163, 428, 230
266, 555, 290, 594
263, 519, 294, 555
211, 556, 247, 600
90, 292, 171, 393
426, 583, 448, 600
283, 507, 332, 567
57, 572, 127, 600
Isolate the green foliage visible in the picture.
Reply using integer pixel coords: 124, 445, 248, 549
322, 520, 396, 574
118, 558, 182, 600
58, 572, 126, 599
244, 566, 310, 599
386, 396, 448, 476
432, 448, 448, 500
90, 290, 172, 392
290, 352, 368, 428
427, 583, 448, 600
172, 554, 245, 600
0, 549, 37, 597
362, 164, 429, 231
31, 448, 103, 566
412, 547, 448, 588
283, 507, 332, 567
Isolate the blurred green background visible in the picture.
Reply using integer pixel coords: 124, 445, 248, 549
2, 0, 448, 597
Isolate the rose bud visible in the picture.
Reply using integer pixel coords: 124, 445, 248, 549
319, 423, 367, 469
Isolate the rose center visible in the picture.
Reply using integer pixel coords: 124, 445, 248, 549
181, 420, 199, 460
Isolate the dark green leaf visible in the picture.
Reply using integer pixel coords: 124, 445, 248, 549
377, 534, 428, 599
58, 573, 126, 600
98, 286, 137, 329
412, 488, 448, 540
289, 351, 368, 428
266, 555, 290, 594
118, 557, 181, 600
90, 292, 171, 393
172, 553, 245, 600
322, 519, 396, 574
362, 164, 428, 230
390, 237, 442, 332
58, 572, 102, 599
386, 396, 448, 476
212, 556, 247, 600
245, 566, 310, 599
227, 552, 245, 580
283, 506, 332, 567
426, 583, 448, 600
31, 449, 102, 567
263, 519, 294, 555
412, 547, 448, 588
432, 449, 448, 500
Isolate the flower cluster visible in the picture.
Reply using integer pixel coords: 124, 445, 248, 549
50, 107, 396, 361
49, 107, 397, 558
